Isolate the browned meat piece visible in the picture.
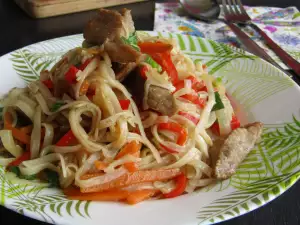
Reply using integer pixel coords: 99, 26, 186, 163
122, 70, 177, 116
114, 62, 137, 81
84, 9, 123, 45
120, 8, 135, 35
104, 42, 141, 63
147, 85, 177, 116
84, 8, 141, 71
84, 8, 135, 46
211, 122, 263, 179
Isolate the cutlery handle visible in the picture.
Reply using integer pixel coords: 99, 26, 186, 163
227, 23, 281, 66
251, 24, 300, 76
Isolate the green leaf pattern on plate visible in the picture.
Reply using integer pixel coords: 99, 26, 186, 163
1, 32, 299, 225
0, 167, 90, 223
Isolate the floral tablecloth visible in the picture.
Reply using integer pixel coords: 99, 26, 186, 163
154, 3, 300, 69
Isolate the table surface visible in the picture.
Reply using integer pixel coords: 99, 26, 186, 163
0, 0, 299, 225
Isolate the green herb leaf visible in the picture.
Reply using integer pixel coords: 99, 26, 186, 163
50, 102, 65, 112
145, 56, 162, 72
9, 166, 36, 180
121, 32, 140, 51
20, 174, 36, 180
212, 92, 225, 111
44, 169, 59, 188
10, 166, 21, 176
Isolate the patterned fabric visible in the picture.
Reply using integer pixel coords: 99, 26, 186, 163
154, 3, 300, 69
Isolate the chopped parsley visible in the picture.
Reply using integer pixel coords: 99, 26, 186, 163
44, 169, 59, 188
212, 92, 225, 111
120, 32, 140, 51
9, 166, 36, 180
145, 56, 162, 72
50, 102, 65, 112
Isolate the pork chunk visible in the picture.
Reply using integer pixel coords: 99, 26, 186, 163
114, 62, 137, 81
212, 122, 263, 179
84, 8, 135, 46
104, 42, 141, 63
122, 70, 177, 116
147, 85, 177, 116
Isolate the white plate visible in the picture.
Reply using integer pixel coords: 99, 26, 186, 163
0, 32, 299, 225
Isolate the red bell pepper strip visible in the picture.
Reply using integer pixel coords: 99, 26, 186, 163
181, 94, 206, 109
173, 76, 206, 93
211, 115, 241, 136
158, 122, 187, 146
138, 42, 179, 84
56, 130, 78, 146
8, 151, 31, 167
230, 115, 241, 130
138, 42, 173, 53
160, 144, 178, 154
119, 99, 131, 110
178, 111, 199, 125
151, 52, 178, 84
132, 127, 141, 135
164, 173, 187, 198
65, 65, 79, 84
42, 79, 53, 89
139, 66, 148, 79
78, 58, 92, 71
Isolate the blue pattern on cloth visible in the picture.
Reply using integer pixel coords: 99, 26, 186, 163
154, 3, 300, 69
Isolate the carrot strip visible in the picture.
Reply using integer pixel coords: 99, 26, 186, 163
126, 189, 158, 205
124, 151, 140, 172
124, 162, 139, 172
138, 42, 173, 53
124, 163, 137, 172
115, 141, 142, 172
115, 141, 142, 160
19, 125, 33, 134
4, 112, 30, 144
79, 80, 90, 96
94, 161, 108, 170
81, 172, 104, 180
80, 168, 181, 193
64, 187, 129, 201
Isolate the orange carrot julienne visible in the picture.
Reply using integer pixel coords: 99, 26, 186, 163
63, 186, 157, 204
80, 172, 104, 180
124, 151, 140, 172
63, 186, 81, 196
124, 162, 139, 172
80, 168, 181, 193
94, 161, 108, 170
79, 80, 90, 96
115, 141, 142, 160
64, 187, 129, 201
126, 189, 158, 205
4, 112, 31, 144
19, 125, 33, 134
138, 42, 173, 53
116, 141, 142, 172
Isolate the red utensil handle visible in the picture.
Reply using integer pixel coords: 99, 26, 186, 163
227, 23, 279, 65
253, 24, 300, 75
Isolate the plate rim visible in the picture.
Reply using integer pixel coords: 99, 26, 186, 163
0, 31, 299, 225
